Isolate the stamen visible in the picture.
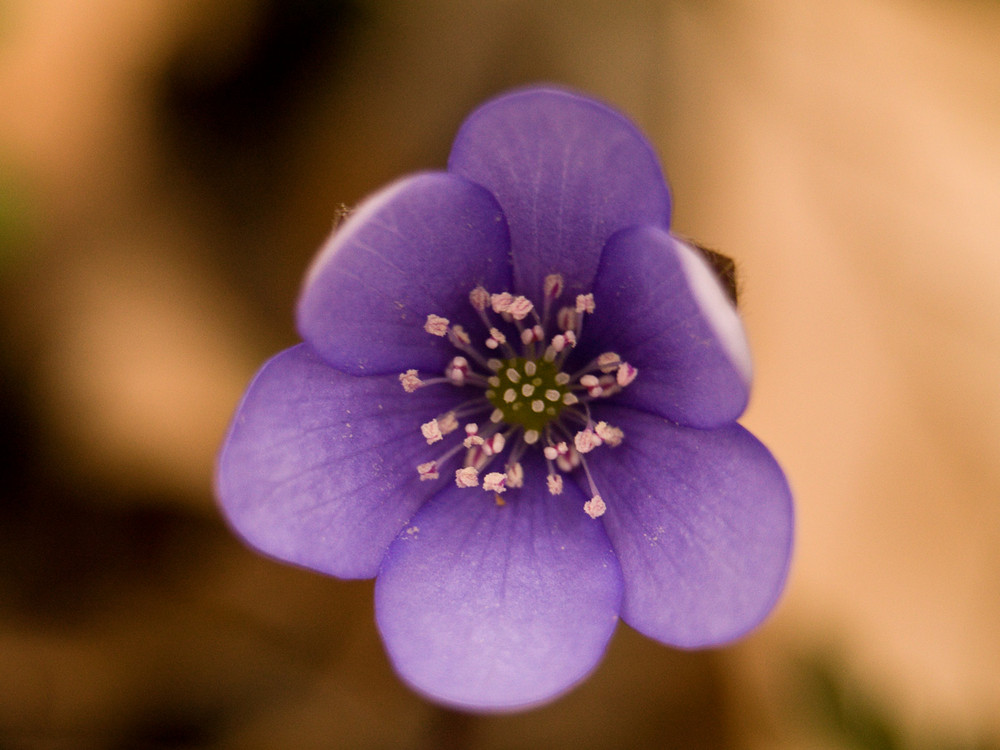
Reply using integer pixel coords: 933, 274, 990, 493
417, 461, 439, 481
425, 314, 450, 337
490, 292, 514, 314
574, 428, 603, 454
597, 352, 621, 372
506, 462, 524, 488
448, 325, 471, 346
523, 429, 540, 444
455, 466, 479, 488
508, 296, 534, 320
483, 433, 506, 456
544, 274, 564, 300
557, 306, 577, 332
594, 421, 624, 447
485, 327, 507, 350
399, 369, 423, 392
547, 474, 563, 495
445, 356, 469, 386
583, 495, 606, 518
470, 286, 490, 311
483, 472, 507, 493
421, 419, 444, 444
575, 294, 595, 314
438, 412, 459, 435
616, 363, 638, 387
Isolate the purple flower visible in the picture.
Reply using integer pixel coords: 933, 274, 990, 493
216, 87, 793, 711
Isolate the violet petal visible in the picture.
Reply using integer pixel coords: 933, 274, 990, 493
448, 87, 671, 301
585, 406, 793, 648
297, 172, 511, 375
585, 226, 752, 428
375, 455, 623, 711
216, 344, 464, 579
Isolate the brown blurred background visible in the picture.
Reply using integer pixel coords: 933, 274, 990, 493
1, 1, 998, 748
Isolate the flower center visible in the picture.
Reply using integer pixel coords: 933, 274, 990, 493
398, 274, 636, 518
485, 357, 569, 432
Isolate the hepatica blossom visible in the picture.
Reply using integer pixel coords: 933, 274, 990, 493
216, 87, 793, 711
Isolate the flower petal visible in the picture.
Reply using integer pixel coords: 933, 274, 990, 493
448, 87, 671, 301
374, 455, 623, 711
585, 406, 793, 648
584, 226, 752, 428
216, 344, 465, 579
297, 172, 511, 375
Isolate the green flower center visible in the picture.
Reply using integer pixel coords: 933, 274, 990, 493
485, 357, 570, 433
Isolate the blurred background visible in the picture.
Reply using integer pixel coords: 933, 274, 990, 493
1, 0, 998, 747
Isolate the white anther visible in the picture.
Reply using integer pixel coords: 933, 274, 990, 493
574, 429, 603, 454
424, 314, 450, 336
417, 461, 439, 481
556, 442, 569, 455
544, 389, 561, 402
445, 356, 469, 385
438, 412, 459, 435
506, 462, 524, 488
547, 474, 564, 495
531, 400, 544, 412
523, 429, 540, 445
597, 352, 620, 372
503, 388, 517, 403
455, 466, 479, 488
521, 383, 535, 397
464, 434, 484, 448
563, 330, 577, 348
421, 419, 444, 444
483, 472, 507, 493
448, 325, 471, 346
490, 409, 504, 423
556, 449, 580, 472
580, 374, 600, 388
544, 274, 564, 299
616, 362, 638, 387
551, 334, 566, 353
484, 433, 506, 456
488, 375, 500, 387
575, 294, 595, 314
524, 361, 537, 376
486, 327, 506, 349
562, 393, 579, 405
521, 328, 534, 345
595, 421, 624, 447
490, 292, 514, 314
487, 358, 502, 371
506, 368, 521, 383
583, 495, 606, 518
399, 369, 423, 393
508, 296, 534, 320
470, 286, 490, 311
557, 306, 577, 331
543, 445, 559, 460
543, 346, 557, 362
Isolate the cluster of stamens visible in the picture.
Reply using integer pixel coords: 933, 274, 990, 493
398, 274, 636, 518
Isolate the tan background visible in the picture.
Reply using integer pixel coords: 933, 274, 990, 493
1, 0, 997, 747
